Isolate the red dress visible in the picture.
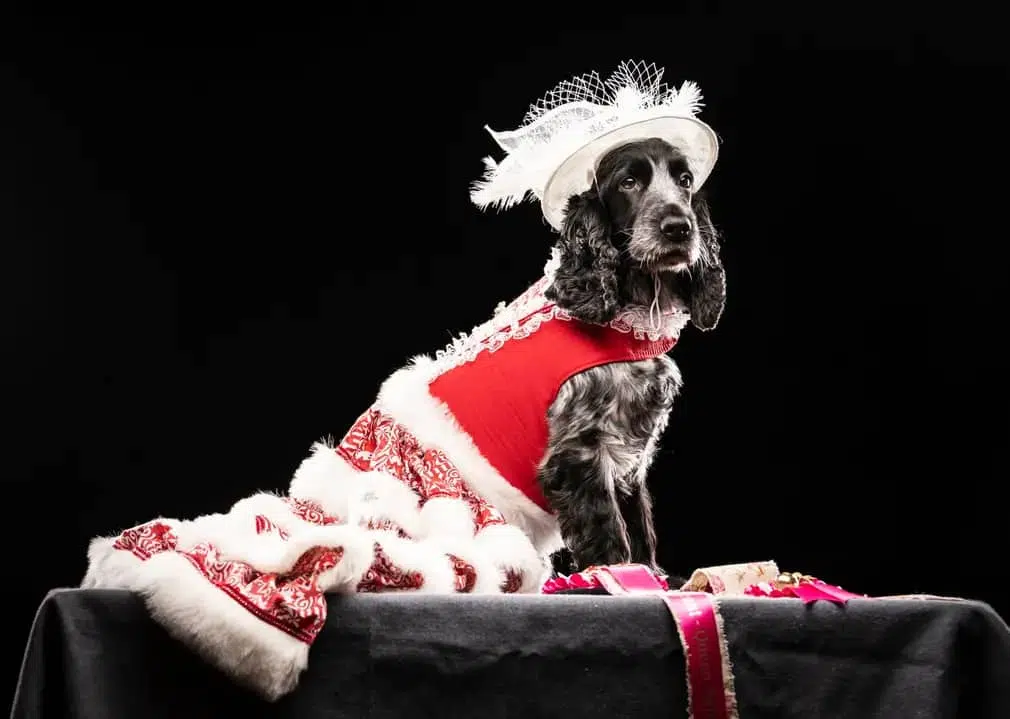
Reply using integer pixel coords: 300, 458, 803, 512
84, 256, 690, 703
428, 287, 678, 511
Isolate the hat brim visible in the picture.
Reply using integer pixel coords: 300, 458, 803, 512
540, 115, 719, 231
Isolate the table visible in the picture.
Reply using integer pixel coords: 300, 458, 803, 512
11, 588, 1010, 718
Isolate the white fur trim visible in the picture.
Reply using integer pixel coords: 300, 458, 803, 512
417, 498, 531, 594
375, 354, 563, 555
418, 496, 475, 539
289, 446, 427, 537
83, 536, 308, 702
288, 442, 361, 517
475, 523, 551, 593
347, 471, 424, 537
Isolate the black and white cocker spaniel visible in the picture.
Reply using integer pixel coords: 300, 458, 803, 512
541, 137, 726, 576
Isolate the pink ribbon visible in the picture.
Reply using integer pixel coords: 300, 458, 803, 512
744, 578, 865, 603
582, 565, 737, 719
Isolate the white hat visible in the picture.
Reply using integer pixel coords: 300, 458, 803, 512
470, 60, 720, 231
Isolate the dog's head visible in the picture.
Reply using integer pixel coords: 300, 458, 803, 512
545, 138, 726, 331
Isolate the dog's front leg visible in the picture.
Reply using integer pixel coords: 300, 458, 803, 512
619, 482, 660, 571
539, 359, 680, 572
617, 407, 672, 574
538, 444, 632, 569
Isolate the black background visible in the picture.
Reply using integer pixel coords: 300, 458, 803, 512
4, 10, 1008, 698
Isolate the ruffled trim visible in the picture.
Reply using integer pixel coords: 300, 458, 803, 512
431, 248, 689, 375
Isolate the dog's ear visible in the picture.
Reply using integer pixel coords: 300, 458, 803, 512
687, 193, 726, 331
544, 190, 621, 324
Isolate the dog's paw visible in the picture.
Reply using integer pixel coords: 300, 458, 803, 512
548, 547, 578, 576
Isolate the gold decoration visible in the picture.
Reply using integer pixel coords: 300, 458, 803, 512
773, 572, 814, 589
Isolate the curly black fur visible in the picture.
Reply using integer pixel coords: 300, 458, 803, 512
543, 191, 621, 324
667, 196, 726, 331
537, 138, 726, 575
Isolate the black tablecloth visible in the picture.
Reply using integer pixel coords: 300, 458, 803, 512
10, 588, 1010, 718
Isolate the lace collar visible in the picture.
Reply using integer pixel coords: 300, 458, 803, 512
431, 250, 689, 372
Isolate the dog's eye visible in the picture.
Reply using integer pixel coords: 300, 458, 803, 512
619, 176, 638, 191
678, 172, 694, 189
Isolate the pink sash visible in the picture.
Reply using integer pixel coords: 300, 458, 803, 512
591, 565, 738, 719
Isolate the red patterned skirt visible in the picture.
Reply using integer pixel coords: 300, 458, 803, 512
83, 407, 547, 699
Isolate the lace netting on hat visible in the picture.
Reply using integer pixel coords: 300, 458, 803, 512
470, 60, 706, 214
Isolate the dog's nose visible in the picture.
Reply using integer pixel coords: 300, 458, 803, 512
659, 215, 692, 241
